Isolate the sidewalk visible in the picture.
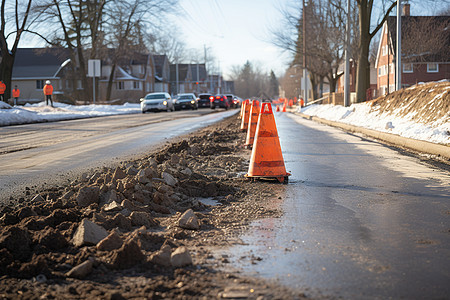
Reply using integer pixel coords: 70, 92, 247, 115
289, 107, 450, 161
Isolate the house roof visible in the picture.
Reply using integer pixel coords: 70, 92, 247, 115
11, 48, 72, 79
386, 16, 450, 63
153, 55, 168, 78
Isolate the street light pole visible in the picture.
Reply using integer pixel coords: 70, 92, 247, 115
396, 0, 402, 91
344, 0, 351, 107
302, 0, 308, 105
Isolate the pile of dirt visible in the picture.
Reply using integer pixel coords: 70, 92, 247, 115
0, 115, 304, 299
370, 81, 450, 125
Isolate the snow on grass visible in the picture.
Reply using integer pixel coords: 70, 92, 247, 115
0, 101, 141, 126
299, 103, 449, 145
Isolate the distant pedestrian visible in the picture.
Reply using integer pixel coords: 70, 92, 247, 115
12, 85, 20, 106
43, 80, 53, 107
0, 80, 5, 103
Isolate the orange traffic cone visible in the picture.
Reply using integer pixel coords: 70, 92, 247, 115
276, 105, 280, 112
240, 100, 251, 131
244, 100, 260, 149
240, 99, 249, 120
289, 99, 293, 106
245, 102, 290, 183
282, 100, 286, 112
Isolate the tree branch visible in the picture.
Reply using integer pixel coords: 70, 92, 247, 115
370, 0, 397, 39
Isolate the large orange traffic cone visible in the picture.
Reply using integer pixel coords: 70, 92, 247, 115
244, 100, 260, 149
282, 100, 286, 112
240, 100, 251, 131
245, 102, 290, 183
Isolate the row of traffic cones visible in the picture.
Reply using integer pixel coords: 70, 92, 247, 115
274, 99, 288, 112
239, 100, 290, 183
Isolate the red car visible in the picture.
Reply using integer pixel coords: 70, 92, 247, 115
210, 95, 230, 110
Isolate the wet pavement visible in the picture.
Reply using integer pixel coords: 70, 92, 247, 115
228, 112, 450, 299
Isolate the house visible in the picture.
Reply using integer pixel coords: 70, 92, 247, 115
375, 4, 450, 96
98, 52, 155, 102
170, 64, 193, 95
336, 60, 377, 100
11, 48, 73, 103
153, 55, 170, 93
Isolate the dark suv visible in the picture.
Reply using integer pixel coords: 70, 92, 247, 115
211, 95, 230, 110
198, 93, 212, 108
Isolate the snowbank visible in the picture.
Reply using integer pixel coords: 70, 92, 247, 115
299, 103, 449, 145
0, 101, 141, 126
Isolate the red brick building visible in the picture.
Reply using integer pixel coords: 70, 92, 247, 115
375, 5, 450, 96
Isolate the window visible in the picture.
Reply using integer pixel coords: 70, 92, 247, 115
36, 80, 44, 89
403, 63, 413, 73
133, 81, 140, 89
117, 81, 125, 90
427, 63, 438, 73
382, 45, 387, 56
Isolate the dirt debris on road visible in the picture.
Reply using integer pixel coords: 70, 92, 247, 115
0, 115, 305, 299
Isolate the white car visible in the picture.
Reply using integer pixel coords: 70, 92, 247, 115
140, 92, 174, 113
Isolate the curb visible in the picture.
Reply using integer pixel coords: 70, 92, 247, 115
290, 110, 450, 161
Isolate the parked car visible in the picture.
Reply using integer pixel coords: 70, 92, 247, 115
140, 92, 174, 113
174, 93, 198, 110
211, 94, 230, 110
198, 93, 212, 108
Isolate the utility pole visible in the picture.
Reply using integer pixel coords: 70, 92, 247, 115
197, 63, 200, 94
302, 0, 308, 105
176, 62, 179, 95
344, 0, 351, 107
396, 0, 402, 91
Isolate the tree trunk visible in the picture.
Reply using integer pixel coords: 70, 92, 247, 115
0, 52, 14, 102
356, 1, 371, 103
106, 64, 116, 101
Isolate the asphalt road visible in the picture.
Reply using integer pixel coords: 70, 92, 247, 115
227, 112, 450, 299
0, 109, 237, 202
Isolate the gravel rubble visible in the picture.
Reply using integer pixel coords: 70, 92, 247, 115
0, 114, 307, 299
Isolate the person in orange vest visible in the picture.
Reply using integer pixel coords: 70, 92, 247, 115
43, 80, 53, 107
0, 80, 6, 103
12, 85, 20, 106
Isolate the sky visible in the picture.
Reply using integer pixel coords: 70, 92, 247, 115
12, 0, 448, 81
170, 0, 291, 79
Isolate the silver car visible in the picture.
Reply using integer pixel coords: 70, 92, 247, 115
140, 92, 174, 113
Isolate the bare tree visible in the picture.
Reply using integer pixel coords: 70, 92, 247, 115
271, 0, 358, 100
230, 61, 270, 99
401, 16, 450, 63
30, 0, 109, 102
147, 27, 186, 63
0, 0, 34, 101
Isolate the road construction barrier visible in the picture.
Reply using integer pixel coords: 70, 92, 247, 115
240, 100, 251, 131
244, 100, 260, 149
246, 102, 290, 183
